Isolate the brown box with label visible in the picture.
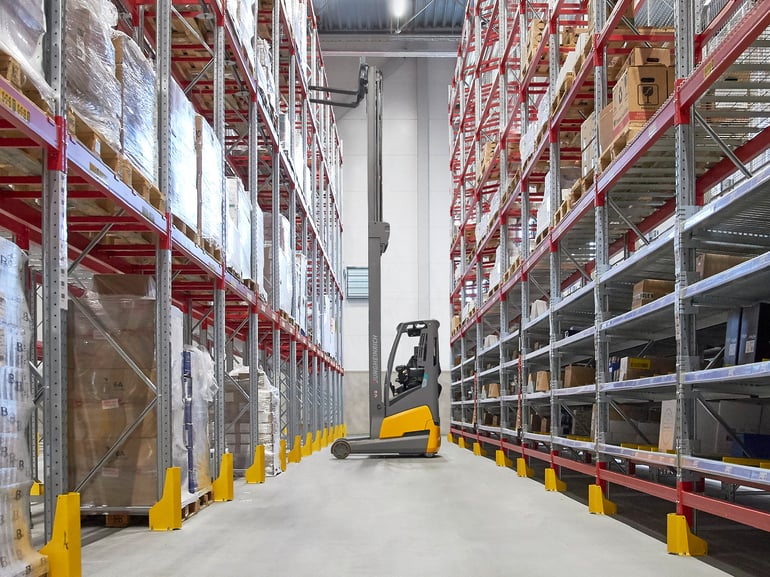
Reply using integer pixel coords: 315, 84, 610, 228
487, 382, 501, 398
612, 65, 675, 138
618, 356, 676, 380
632, 278, 675, 310
695, 253, 751, 280
535, 371, 550, 392
598, 102, 614, 154
625, 47, 672, 68
563, 365, 596, 388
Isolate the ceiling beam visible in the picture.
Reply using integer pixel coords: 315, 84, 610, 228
319, 33, 459, 58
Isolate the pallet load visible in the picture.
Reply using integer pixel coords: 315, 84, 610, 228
0, 238, 47, 577
169, 79, 198, 237
65, 0, 122, 150
256, 38, 277, 112
225, 368, 281, 476
0, 0, 54, 106
264, 211, 294, 314
611, 47, 674, 146
67, 274, 191, 509
178, 346, 216, 498
196, 116, 224, 260
227, 0, 257, 73
226, 177, 252, 281
113, 32, 158, 187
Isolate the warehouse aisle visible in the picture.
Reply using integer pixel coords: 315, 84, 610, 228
82, 443, 731, 577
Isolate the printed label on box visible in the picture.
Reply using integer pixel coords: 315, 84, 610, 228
102, 399, 120, 410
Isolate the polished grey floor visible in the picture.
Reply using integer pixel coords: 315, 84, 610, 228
80, 443, 733, 577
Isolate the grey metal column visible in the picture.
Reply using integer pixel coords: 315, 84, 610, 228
519, 2, 530, 436
211, 12, 227, 475
497, 0, 509, 428
249, 307, 259, 455
366, 66, 388, 439
593, 0, 610, 462
42, 0, 66, 539
271, 146, 283, 441
548, 14, 562, 439
155, 0, 174, 500
674, 0, 697, 512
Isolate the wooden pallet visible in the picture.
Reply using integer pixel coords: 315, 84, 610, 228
182, 489, 214, 520
0, 50, 52, 115
66, 108, 120, 165
534, 227, 550, 247
551, 72, 575, 113
127, 162, 164, 212
200, 237, 223, 263
569, 179, 583, 204
580, 169, 595, 194
552, 196, 575, 227
598, 123, 646, 172
173, 215, 199, 244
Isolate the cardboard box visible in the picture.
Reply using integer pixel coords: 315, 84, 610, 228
580, 110, 597, 151
563, 365, 595, 388
530, 299, 548, 319
540, 417, 550, 434
92, 274, 156, 297
724, 308, 742, 367
612, 65, 675, 136
738, 303, 770, 365
487, 382, 501, 398
631, 278, 675, 310
598, 102, 614, 154
625, 47, 672, 68
535, 371, 550, 392
618, 356, 676, 380
582, 140, 597, 177
658, 399, 677, 452
451, 315, 461, 333
696, 253, 751, 280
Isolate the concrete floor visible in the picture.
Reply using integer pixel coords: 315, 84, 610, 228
81, 443, 734, 577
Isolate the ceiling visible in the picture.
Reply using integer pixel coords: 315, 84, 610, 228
315, 0, 466, 58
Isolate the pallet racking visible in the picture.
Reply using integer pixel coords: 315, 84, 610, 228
449, 0, 770, 546
0, 0, 344, 541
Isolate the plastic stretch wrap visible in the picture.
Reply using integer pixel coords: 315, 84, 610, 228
112, 32, 157, 184
0, 239, 47, 577
176, 346, 215, 498
239, 189, 252, 281
197, 116, 224, 250
65, 0, 121, 149
227, 0, 256, 70
67, 275, 184, 508
225, 368, 280, 476
258, 371, 281, 476
256, 38, 276, 110
226, 177, 246, 277
170, 80, 198, 229
253, 201, 266, 300
0, 0, 54, 106
294, 252, 308, 329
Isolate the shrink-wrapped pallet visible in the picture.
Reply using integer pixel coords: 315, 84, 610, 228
196, 116, 224, 253
227, 0, 256, 71
225, 368, 281, 476
0, 238, 47, 577
169, 80, 198, 232
177, 346, 216, 497
67, 275, 187, 508
65, 0, 121, 149
226, 177, 252, 278
253, 201, 266, 300
0, 0, 54, 105
113, 32, 157, 184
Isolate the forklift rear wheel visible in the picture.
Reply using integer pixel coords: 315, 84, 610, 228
424, 453, 436, 458
331, 439, 351, 459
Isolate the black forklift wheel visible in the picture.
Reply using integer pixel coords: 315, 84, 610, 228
331, 439, 351, 459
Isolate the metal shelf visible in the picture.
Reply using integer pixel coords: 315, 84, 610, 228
450, 0, 770, 541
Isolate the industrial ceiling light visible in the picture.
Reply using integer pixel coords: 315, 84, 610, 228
391, 0, 409, 19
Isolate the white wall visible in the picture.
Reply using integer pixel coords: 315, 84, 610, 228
326, 57, 454, 434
